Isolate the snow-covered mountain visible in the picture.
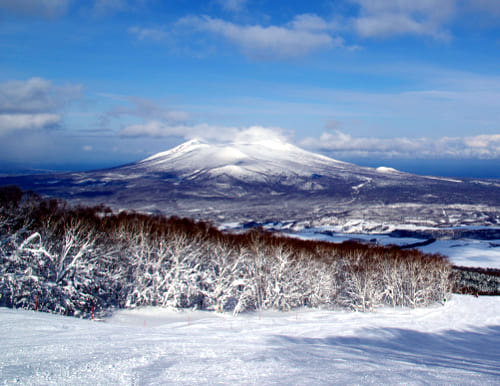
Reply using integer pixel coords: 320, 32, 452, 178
116, 138, 386, 194
133, 138, 350, 181
2, 137, 500, 228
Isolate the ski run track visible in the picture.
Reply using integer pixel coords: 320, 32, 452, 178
1, 294, 499, 385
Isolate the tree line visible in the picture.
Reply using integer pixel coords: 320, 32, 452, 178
0, 186, 452, 318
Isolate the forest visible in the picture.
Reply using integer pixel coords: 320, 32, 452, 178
0, 186, 453, 318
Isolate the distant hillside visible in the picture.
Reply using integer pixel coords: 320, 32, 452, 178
1, 138, 500, 229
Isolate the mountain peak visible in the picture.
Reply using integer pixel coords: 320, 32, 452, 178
135, 137, 347, 180
142, 139, 207, 163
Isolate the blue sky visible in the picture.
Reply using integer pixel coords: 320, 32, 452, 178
1, 0, 500, 176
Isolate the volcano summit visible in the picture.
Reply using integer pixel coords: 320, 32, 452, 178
2, 138, 500, 230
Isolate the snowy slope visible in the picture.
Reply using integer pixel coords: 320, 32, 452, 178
2, 295, 499, 384
135, 138, 350, 179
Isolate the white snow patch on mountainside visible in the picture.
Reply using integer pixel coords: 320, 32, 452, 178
424, 175, 463, 183
376, 166, 399, 173
134, 138, 350, 179
1, 295, 499, 384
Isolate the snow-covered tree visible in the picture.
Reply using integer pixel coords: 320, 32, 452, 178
0, 187, 455, 317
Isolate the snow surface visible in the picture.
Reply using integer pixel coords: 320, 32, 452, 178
133, 137, 349, 180
289, 227, 500, 269
420, 239, 500, 269
1, 295, 499, 384
376, 166, 399, 174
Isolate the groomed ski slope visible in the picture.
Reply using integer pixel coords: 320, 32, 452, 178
2, 295, 499, 385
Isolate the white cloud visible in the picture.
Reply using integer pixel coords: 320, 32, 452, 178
120, 120, 190, 137
127, 1, 500, 53
102, 96, 190, 128
0, 0, 68, 18
0, 77, 81, 114
350, 0, 455, 39
175, 14, 343, 59
120, 121, 288, 144
0, 113, 61, 135
121, 118, 500, 159
0, 77, 80, 135
301, 130, 500, 159
289, 13, 340, 32
233, 126, 289, 143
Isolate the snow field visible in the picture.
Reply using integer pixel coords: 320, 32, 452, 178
2, 294, 499, 385
291, 227, 500, 269
420, 239, 500, 269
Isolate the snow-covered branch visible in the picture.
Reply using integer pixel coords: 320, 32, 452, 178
0, 187, 454, 317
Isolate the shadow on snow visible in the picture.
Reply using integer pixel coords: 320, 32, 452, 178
270, 325, 500, 380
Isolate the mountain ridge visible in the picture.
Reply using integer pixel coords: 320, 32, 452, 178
1, 138, 500, 229
128, 137, 355, 179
